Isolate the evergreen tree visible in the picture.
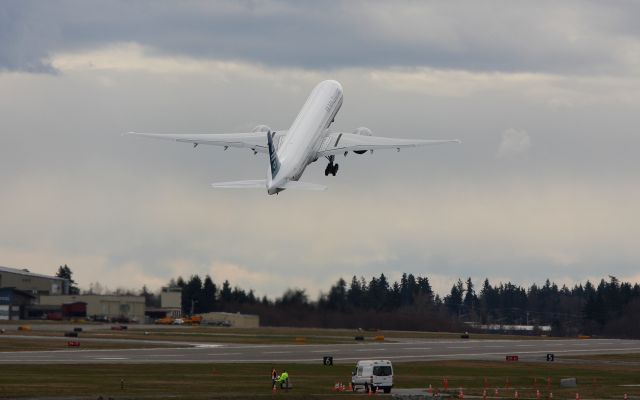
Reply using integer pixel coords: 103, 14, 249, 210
201, 275, 217, 312
220, 280, 232, 303
55, 264, 80, 294
444, 279, 464, 317
463, 277, 477, 313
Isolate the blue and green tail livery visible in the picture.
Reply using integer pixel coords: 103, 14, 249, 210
267, 131, 281, 179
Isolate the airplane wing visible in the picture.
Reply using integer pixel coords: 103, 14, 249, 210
126, 131, 287, 154
317, 132, 460, 157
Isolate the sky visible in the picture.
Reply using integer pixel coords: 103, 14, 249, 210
1, 1, 639, 299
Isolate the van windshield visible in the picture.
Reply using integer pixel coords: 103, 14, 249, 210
373, 366, 392, 376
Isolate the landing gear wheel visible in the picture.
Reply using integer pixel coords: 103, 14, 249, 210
324, 165, 330, 176
331, 163, 339, 176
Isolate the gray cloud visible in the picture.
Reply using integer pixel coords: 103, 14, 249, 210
3, 1, 640, 74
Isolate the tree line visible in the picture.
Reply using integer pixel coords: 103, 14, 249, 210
164, 273, 640, 338
58, 265, 640, 338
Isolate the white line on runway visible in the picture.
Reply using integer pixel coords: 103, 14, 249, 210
311, 350, 337, 353
96, 357, 128, 360
263, 351, 292, 354
448, 346, 471, 349
148, 354, 184, 357
484, 346, 505, 348
403, 348, 433, 351
207, 353, 241, 356
356, 348, 386, 352
516, 345, 535, 347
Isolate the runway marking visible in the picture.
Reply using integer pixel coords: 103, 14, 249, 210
356, 348, 386, 352
207, 353, 241, 356
148, 354, 184, 357
311, 350, 337, 353
516, 345, 535, 347
96, 357, 128, 360
403, 348, 433, 351
263, 351, 292, 354
484, 346, 505, 348
447, 346, 471, 349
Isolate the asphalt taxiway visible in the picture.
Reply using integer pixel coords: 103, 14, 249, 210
1, 338, 638, 364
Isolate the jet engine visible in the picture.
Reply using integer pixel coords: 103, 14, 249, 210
352, 127, 372, 154
251, 125, 272, 133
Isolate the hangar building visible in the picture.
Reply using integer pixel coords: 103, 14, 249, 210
0, 288, 36, 320
0, 266, 68, 295
39, 294, 145, 322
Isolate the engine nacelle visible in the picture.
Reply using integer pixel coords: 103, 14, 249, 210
353, 127, 372, 154
251, 124, 272, 133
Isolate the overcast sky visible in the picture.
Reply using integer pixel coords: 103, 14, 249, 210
1, 1, 639, 298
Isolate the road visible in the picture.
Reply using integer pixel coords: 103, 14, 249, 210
1, 338, 638, 364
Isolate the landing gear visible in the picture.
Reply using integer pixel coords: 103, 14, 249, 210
324, 155, 339, 176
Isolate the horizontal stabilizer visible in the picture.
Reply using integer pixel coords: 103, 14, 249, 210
210, 179, 326, 191
282, 181, 327, 191
211, 180, 266, 189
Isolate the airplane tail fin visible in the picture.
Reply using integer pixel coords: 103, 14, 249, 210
267, 130, 281, 179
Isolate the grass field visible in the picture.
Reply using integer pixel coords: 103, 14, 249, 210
2, 324, 561, 347
0, 358, 638, 399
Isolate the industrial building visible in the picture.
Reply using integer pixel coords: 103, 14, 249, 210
160, 286, 182, 317
0, 266, 68, 295
39, 294, 145, 322
0, 288, 36, 320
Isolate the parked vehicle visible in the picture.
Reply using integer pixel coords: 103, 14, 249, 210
351, 360, 393, 393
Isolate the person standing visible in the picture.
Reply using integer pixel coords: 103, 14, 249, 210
278, 370, 289, 389
271, 368, 277, 389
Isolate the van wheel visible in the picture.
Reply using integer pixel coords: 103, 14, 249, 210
384, 387, 391, 394
364, 383, 369, 393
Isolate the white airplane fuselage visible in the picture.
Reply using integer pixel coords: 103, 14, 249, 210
267, 80, 343, 194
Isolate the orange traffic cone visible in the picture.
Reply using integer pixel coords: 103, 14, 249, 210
483, 389, 487, 400
549, 392, 553, 399
428, 384, 433, 394
459, 388, 464, 399
624, 394, 628, 400
494, 388, 499, 396
348, 382, 353, 391
514, 390, 519, 399
368, 386, 373, 396
536, 389, 541, 400
576, 393, 580, 400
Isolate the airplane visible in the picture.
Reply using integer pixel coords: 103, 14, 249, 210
127, 80, 460, 195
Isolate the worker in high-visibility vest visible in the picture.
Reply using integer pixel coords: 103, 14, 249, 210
277, 370, 289, 389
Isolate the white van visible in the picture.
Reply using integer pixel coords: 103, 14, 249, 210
351, 360, 393, 393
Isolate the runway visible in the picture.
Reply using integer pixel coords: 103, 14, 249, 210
1, 338, 639, 364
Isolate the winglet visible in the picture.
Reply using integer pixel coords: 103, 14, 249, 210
267, 131, 281, 179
